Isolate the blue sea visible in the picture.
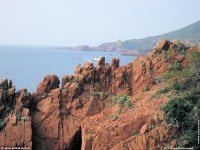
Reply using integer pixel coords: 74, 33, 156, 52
0, 45, 135, 92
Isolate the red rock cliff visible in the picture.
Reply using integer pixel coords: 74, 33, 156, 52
0, 40, 199, 150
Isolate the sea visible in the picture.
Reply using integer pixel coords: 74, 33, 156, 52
0, 45, 135, 92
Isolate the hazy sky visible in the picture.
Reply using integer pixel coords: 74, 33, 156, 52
0, 0, 199, 46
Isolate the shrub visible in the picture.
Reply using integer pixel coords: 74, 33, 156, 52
163, 97, 192, 125
0, 119, 6, 130
20, 116, 27, 122
149, 65, 156, 84
172, 81, 186, 91
189, 51, 200, 74
149, 66, 154, 75
162, 47, 200, 148
113, 114, 119, 121
143, 86, 150, 92
113, 94, 129, 105
163, 68, 192, 80
157, 87, 169, 94
132, 130, 139, 136
113, 94, 132, 109
140, 61, 146, 69
175, 41, 186, 55
169, 61, 182, 72
140, 61, 146, 75
118, 105, 122, 113
88, 91, 100, 97
182, 88, 200, 105
162, 50, 170, 62
125, 100, 132, 108
155, 78, 162, 84
102, 91, 110, 97
163, 89, 200, 148
0, 85, 4, 90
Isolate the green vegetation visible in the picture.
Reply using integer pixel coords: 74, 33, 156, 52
171, 81, 186, 91
155, 77, 162, 84
140, 61, 146, 70
162, 50, 170, 62
163, 89, 200, 148
143, 86, 150, 92
163, 68, 192, 81
108, 114, 119, 121
162, 51, 200, 148
88, 91, 100, 97
132, 130, 139, 136
113, 114, 119, 121
0, 85, 4, 90
0, 119, 6, 130
148, 60, 156, 84
150, 87, 170, 100
125, 100, 132, 108
175, 41, 186, 55
113, 94, 132, 109
88, 91, 111, 98
189, 51, 200, 74
169, 61, 182, 72
102, 91, 110, 97
16, 113, 26, 122
163, 60, 192, 81
140, 61, 146, 75
157, 87, 169, 94
94, 83, 101, 91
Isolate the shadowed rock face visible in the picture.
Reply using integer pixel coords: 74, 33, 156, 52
37, 75, 60, 93
0, 79, 32, 148
0, 40, 199, 150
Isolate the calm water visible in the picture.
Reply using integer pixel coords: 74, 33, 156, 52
0, 45, 135, 92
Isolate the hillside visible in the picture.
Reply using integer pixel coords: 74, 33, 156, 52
0, 40, 200, 149
69, 20, 200, 55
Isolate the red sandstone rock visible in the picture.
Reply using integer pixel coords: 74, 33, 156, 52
0, 40, 199, 149
37, 75, 60, 93
97, 57, 105, 65
75, 64, 82, 74
111, 57, 119, 69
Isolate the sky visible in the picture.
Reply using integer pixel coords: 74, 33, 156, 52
0, 0, 199, 46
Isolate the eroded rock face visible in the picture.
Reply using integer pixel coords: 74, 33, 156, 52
0, 114, 32, 148
1, 40, 198, 150
0, 80, 32, 149
31, 88, 61, 150
37, 75, 60, 94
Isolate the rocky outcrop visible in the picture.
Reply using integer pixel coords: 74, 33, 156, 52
37, 75, 60, 94
0, 40, 199, 149
0, 80, 32, 148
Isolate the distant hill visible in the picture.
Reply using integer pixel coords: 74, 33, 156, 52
68, 20, 200, 55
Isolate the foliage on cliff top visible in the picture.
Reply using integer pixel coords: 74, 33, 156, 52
163, 51, 200, 149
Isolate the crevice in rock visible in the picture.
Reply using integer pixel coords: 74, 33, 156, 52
67, 127, 82, 150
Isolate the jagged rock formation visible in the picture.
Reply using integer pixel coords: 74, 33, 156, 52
0, 40, 199, 149
0, 80, 32, 148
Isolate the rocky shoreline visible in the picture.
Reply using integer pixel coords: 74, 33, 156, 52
0, 40, 199, 149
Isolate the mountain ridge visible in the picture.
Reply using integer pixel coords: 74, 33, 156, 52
68, 20, 200, 55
